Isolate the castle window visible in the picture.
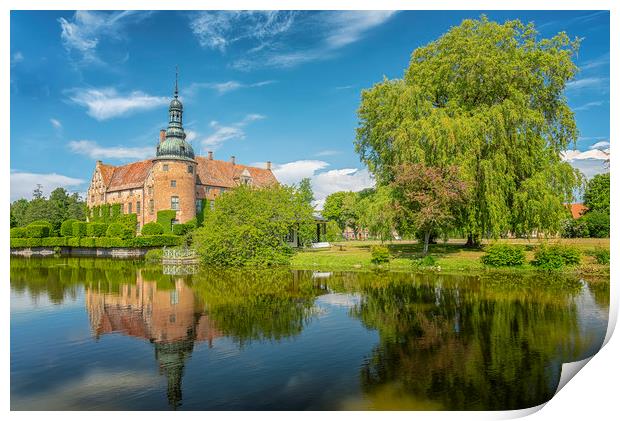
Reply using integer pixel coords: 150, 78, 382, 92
188, 165, 193, 174
136, 201, 141, 214
163, 164, 169, 171
149, 199, 154, 214
171, 196, 179, 210
171, 180, 176, 188
100, 193, 104, 201
196, 199, 202, 213
128, 202, 133, 214
210, 200, 215, 210
148, 186, 153, 195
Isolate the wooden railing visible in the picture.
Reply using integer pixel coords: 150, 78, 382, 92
162, 246, 196, 260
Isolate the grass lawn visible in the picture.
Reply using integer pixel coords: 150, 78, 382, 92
290, 238, 610, 276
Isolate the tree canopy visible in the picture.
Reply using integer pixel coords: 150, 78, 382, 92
355, 16, 583, 241
10, 187, 86, 232
583, 173, 610, 215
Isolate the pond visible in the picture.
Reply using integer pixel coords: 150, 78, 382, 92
10, 257, 609, 410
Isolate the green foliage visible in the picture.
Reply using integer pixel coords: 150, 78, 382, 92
532, 244, 581, 270
322, 191, 361, 232
79, 237, 97, 247
10, 188, 85, 230
129, 235, 182, 247
94, 237, 127, 248
195, 200, 208, 227
67, 237, 80, 247
116, 214, 137, 237
324, 220, 343, 242
86, 223, 108, 237
355, 16, 582, 240
106, 223, 133, 239
60, 219, 79, 237
172, 223, 190, 236
411, 255, 438, 269
583, 173, 610, 215
297, 178, 314, 205
141, 222, 165, 235
25, 224, 50, 238
10, 238, 43, 248
481, 244, 526, 267
358, 186, 397, 242
560, 217, 589, 238
192, 184, 314, 266
145, 248, 163, 262
370, 245, 391, 264
581, 210, 610, 238
41, 237, 68, 247
72, 221, 88, 238
10, 227, 27, 238
591, 247, 610, 265
157, 210, 177, 234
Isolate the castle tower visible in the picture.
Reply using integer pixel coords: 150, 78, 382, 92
152, 69, 197, 226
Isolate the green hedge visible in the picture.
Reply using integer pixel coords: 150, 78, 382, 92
41, 237, 68, 247
481, 244, 526, 267
141, 222, 164, 235
11, 238, 42, 248
72, 221, 88, 238
94, 237, 128, 248
29, 220, 53, 229
117, 214, 138, 237
106, 223, 133, 239
87, 222, 108, 237
12, 234, 182, 249
67, 237, 80, 247
26, 225, 50, 238
10, 227, 27, 238
157, 210, 176, 234
61, 219, 79, 237
130, 235, 183, 247
172, 223, 190, 236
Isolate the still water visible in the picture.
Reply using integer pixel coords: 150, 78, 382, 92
10, 257, 609, 410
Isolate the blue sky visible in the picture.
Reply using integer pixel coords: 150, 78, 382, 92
10, 10, 610, 205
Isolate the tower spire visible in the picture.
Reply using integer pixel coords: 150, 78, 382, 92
174, 65, 179, 98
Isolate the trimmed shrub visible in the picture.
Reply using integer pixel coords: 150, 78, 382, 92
10, 227, 27, 238
592, 247, 610, 265
172, 223, 189, 236
87, 223, 108, 237
11, 238, 42, 248
72, 221, 88, 238
26, 224, 50, 238
106, 223, 133, 239
29, 220, 53, 229
117, 214, 138, 237
481, 244, 526, 267
61, 219, 79, 237
157, 210, 177, 234
67, 237, 80, 247
94, 237, 128, 248
185, 219, 197, 231
532, 244, 582, 270
41, 237, 68, 247
370, 245, 391, 264
141, 222, 164, 236
129, 235, 183, 247
79, 237, 97, 247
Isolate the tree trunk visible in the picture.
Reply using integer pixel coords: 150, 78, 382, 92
423, 230, 431, 255
465, 233, 481, 248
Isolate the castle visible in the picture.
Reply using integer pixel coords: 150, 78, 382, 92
86, 77, 278, 231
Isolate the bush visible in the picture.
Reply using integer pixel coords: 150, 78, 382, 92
481, 244, 526, 267
531, 244, 581, 270
94, 237, 128, 248
60, 219, 79, 237
141, 222, 164, 236
41, 237, 68, 247
116, 214, 138, 237
11, 238, 42, 248
581, 211, 610, 238
106, 223, 133, 239
10, 227, 27, 238
324, 220, 342, 242
67, 237, 80, 247
172, 223, 189, 236
72, 221, 88, 238
25, 224, 50, 238
157, 210, 177, 234
370, 245, 391, 264
592, 247, 610, 265
29, 220, 53, 229
412, 255, 438, 269
145, 248, 163, 262
87, 223, 108, 237
129, 235, 183, 247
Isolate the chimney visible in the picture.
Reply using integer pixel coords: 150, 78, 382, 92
208, 151, 213, 160
266, 161, 272, 170
231, 155, 236, 165
96, 160, 102, 167
159, 129, 166, 143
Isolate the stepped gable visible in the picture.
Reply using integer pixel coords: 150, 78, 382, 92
195, 156, 277, 188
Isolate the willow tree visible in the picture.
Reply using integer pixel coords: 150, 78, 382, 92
355, 17, 583, 243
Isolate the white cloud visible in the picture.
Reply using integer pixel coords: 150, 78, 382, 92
573, 101, 605, 111
562, 141, 610, 179
315, 149, 341, 157
568, 160, 610, 179
201, 114, 265, 149
580, 53, 609, 71
67, 87, 168, 120
191, 11, 397, 70
562, 149, 610, 162
185, 129, 198, 142
188, 80, 275, 95
591, 141, 610, 150
50, 118, 62, 129
11, 171, 85, 201
58, 11, 150, 64
68, 140, 153, 160
263, 160, 375, 209
566, 77, 608, 92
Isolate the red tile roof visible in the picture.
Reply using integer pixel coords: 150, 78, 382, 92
195, 156, 278, 188
569, 203, 588, 219
107, 159, 154, 192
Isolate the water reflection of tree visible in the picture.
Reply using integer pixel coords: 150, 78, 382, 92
190, 269, 323, 346
350, 272, 600, 410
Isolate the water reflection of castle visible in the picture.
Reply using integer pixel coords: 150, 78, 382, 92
85, 271, 220, 409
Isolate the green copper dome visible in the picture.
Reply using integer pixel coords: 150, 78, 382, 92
156, 71, 195, 161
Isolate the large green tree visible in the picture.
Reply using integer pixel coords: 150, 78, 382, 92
357, 186, 398, 243
355, 17, 582, 243
10, 187, 86, 231
583, 173, 610, 214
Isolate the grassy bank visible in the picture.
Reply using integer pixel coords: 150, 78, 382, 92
290, 238, 610, 277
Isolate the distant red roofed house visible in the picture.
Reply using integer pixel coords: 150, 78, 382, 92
568, 203, 588, 219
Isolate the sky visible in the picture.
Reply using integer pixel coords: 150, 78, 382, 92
10, 10, 610, 206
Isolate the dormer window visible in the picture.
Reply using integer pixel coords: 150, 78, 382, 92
239, 168, 252, 186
